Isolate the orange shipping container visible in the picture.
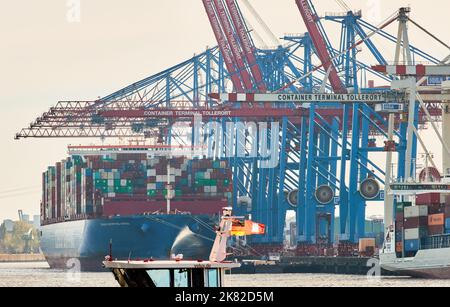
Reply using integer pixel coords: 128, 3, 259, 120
396, 242, 403, 253
359, 238, 376, 252
428, 213, 445, 226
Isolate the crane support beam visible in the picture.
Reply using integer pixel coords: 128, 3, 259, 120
98, 108, 302, 118
211, 92, 392, 103
372, 65, 450, 76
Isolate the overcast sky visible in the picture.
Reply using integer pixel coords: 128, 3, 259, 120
1, 0, 449, 221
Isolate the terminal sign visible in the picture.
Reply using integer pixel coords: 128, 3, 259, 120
216, 92, 390, 103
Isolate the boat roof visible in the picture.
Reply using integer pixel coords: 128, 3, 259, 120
103, 260, 241, 270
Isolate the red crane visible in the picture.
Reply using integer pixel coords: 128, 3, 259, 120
212, 0, 254, 90
295, 0, 347, 93
202, 0, 244, 91
225, 0, 267, 92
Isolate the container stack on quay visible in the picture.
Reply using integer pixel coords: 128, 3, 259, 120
395, 194, 450, 257
41, 153, 233, 225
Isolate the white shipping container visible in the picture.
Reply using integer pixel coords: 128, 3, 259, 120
175, 169, 182, 177
147, 169, 156, 176
204, 172, 211, 179
147, 183, 156, 190
204, 186, 211, 193
156, 175, 163, 182
108, 179, 114, 186
405, 228, 420, 240
121, 179, 127, 186
404, 205, 428, 218
211, 186, 217, 193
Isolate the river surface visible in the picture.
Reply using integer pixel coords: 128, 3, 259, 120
1, 262, 450, 287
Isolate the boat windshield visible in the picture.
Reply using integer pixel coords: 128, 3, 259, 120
145, 268, 222, 287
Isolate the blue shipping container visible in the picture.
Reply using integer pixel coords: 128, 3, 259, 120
445, 218, 450, 229
404, 239, 420, 252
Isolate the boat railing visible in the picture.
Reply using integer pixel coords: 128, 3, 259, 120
421, 234, 450, 250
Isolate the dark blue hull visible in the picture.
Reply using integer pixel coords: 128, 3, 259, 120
40, 215, 217, 271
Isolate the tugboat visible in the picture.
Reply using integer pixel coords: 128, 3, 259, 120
103, 207, 265, 287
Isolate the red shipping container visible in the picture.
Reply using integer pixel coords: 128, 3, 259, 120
416, 193, 441, 205
56, 163, 62, 218
404, 216, 428, 229
427, 203, 444, 215
103, 199, 227, 216
428, 225, 445, 236
395, 212, 404, 222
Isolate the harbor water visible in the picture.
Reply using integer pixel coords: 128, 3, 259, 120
1, 262, 450, 287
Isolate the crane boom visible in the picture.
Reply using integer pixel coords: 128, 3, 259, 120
202, 0, 244, 91
295, 0, 346, 93
225, 0, 267, 92
212, 0, 253, 89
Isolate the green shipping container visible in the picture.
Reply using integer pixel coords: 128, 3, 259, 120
95, 179, 108, 187
147, 190, 156, 197
115, 186, 133, 194
195, 179, 218, 186
195, 172, 205, 180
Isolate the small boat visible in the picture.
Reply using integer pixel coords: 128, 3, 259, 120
103, 207, 265, 287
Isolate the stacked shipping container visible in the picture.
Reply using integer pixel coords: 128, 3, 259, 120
41, 153, 232, 224
395, 195, 450, 257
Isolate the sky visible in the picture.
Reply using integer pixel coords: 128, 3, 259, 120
0, 0, 449, 221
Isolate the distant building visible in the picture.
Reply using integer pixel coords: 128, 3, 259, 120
3, 219, 14, 232
22, 214, 30, 223
33, 215, 40, 229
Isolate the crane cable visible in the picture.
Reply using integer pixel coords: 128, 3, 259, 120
407, 17, 450, 51
334, 0, 351, 12
239, 0, 280, 47
274, 9, 400, 93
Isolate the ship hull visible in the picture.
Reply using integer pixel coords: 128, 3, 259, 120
40, 214, 217, 271
380, 248, 450, 279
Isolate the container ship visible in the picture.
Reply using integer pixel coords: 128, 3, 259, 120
40, 145, 233, 271
380, 193, 450, 278
380, 82, 450, 278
